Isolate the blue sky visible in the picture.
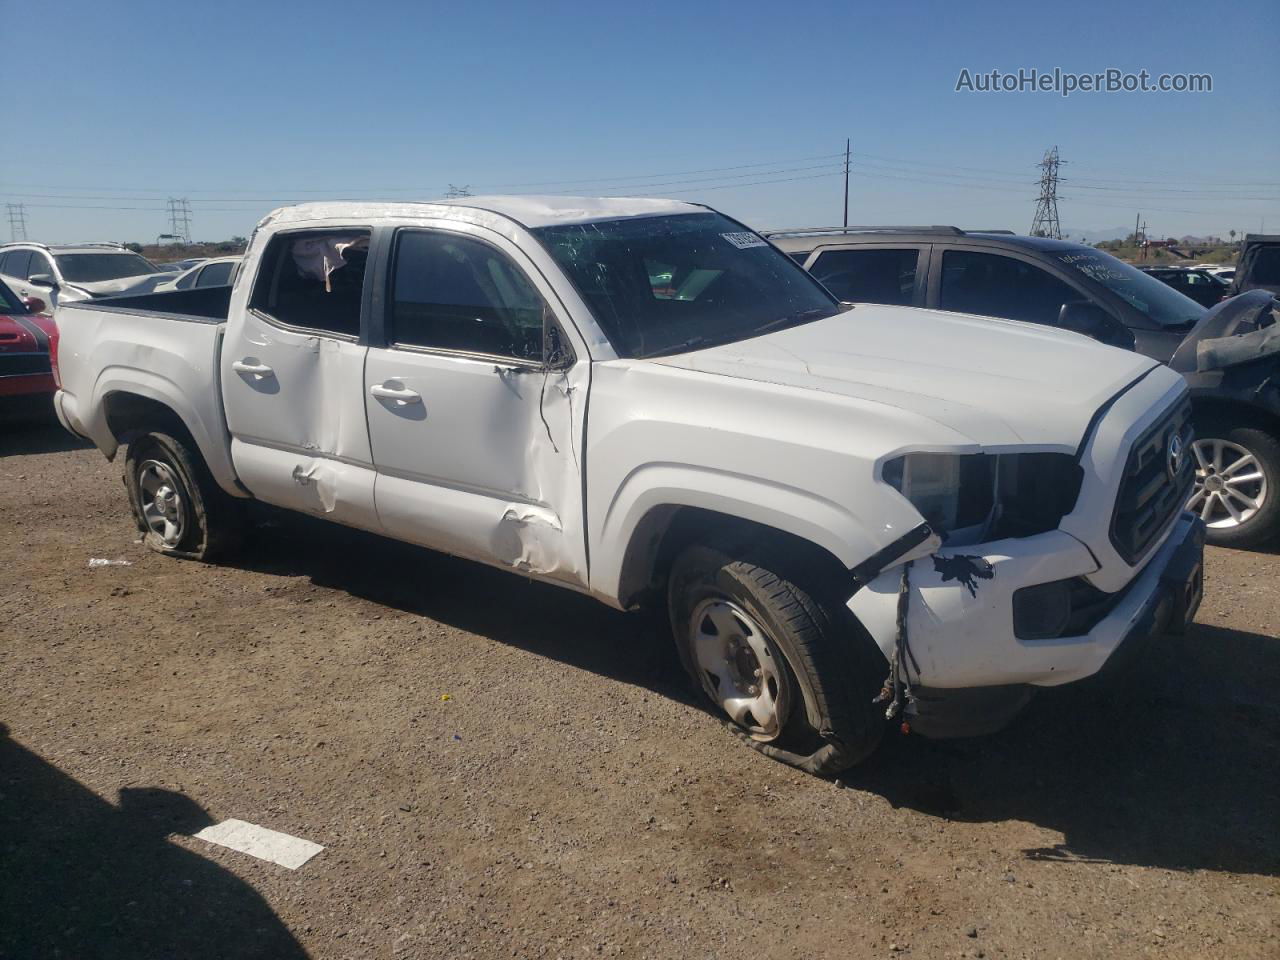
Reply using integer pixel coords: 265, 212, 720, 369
4, 0, 1277, 243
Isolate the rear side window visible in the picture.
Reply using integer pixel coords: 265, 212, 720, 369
940, 250, 1080, 326
1249, 247, 1280, 285
249, 230, 370, 337
809, 248, 919, 305
388, 230, 546, 361
1, 250, 31, 279
195, 260, 235, 288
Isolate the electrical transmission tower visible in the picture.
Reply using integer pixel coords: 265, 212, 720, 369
166, 198, 193, 243
6, 203, 28, 241
1029, 146, 1063, 239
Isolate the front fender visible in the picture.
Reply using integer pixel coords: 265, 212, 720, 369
590, 462, 929, 605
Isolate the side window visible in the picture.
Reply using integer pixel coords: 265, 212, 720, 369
195, 260, 235, 287
175, 269, 197, 290
27, 253, 55, 282
389, 230, 547, 362
939, 250, 1081, 325
249, 230, 370, 337
809, 248, 919, 305
1, 250, 32, 279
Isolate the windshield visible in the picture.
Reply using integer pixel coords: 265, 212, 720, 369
532, 212, 838, 358
54, 252, 159, 283
1056, 248, 1205, 328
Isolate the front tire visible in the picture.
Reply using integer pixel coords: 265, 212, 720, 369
124, 431, 243, 561
667, 542, 885, 775
1188, 421, 1280, 549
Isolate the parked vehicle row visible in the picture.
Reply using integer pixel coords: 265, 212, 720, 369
0, 242, 166, 313
1137, 265, 1231, 307
764, 226, 1279, 548
156, 256, 240, 293
51, 197, 1203, 774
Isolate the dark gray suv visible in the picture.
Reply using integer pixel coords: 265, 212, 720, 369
765, 226, 1280, 548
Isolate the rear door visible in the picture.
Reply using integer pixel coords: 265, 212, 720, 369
363, 223, 589, 586
220, 225, 380, 530
803, 244, 929, 306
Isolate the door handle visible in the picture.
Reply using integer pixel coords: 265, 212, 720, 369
370, 382, 422, 404
232, 359, 274, 376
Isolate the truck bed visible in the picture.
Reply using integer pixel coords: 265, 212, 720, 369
72, 284, 234, 322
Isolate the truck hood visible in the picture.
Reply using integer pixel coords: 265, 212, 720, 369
68, 274, 165, 298
651, 304, 1159, 449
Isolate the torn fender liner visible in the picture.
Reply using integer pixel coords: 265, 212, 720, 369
932, 554, 995, 598
846, 522, 937, 596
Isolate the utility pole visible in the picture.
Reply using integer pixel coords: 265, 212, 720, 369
166, 198, 192, 244
6, 203, 28, 241
1134, 212, 1141, 247
842, 138, 850, 229
1029, 146, 1063, 239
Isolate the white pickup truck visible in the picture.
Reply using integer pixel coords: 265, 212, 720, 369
52, 197, 1204, 774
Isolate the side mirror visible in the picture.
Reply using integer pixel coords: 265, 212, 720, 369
27, 273, 58, 290
1058, 301, 1134, 350
21, 296, 47, 314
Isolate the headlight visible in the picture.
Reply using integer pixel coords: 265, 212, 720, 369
883, 452, 1083, 544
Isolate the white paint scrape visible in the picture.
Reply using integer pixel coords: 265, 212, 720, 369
193, 819, 324, 870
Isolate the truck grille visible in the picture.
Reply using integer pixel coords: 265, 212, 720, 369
1110, 399, 1194, 564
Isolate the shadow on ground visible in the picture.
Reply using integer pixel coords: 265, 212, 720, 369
0, 415, 92, 456
230, 511, 1280, 880
0, 724, 307, 959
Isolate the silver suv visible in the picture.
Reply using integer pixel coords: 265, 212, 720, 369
0, 242, 164, 313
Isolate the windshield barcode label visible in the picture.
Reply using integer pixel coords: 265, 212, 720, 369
721, 232, 767, 249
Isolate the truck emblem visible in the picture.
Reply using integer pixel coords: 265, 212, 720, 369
1167, 432, 1185, 481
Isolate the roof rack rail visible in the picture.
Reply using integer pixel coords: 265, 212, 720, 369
760, 225, 966, 239
966, 229, 1016, 235
0, 241, 130, 251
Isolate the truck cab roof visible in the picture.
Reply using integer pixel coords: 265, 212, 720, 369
266, 196, 706, 230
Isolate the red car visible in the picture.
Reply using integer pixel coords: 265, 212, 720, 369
0, 277, 57, 399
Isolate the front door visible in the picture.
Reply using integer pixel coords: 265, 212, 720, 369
220, 226, 380, 531
364, 225, 588, 587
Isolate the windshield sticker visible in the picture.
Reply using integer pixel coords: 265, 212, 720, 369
1059, 252, 1131, 283
721, 232, 768, 249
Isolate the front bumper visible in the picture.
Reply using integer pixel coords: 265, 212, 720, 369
848, 512, 1204, 703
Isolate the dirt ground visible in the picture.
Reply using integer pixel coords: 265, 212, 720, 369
2, 417, 1277, 960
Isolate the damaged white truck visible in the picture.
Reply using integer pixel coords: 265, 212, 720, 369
52, 197, 1205, 774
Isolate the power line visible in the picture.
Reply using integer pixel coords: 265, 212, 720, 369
1030, 146, 1064, 239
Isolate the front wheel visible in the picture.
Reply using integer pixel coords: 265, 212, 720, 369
1188, 422, 1280, 549
667, 542, 885, 775
124, 431, 243, 561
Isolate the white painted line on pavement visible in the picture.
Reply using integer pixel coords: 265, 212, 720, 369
193, 819, 324, 870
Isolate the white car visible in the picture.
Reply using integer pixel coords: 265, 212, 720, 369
156, 257, 241, 292
49, 197, 1204, 774
0, 242, 165, 313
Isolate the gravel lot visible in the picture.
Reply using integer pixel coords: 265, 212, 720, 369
2, 417, 1277, 960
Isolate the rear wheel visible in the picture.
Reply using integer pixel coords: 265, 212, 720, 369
1188, 422, 1280, 549
668, 541, 885, 775
124, 431, 243, 561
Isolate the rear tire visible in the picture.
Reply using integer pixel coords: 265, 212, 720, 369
1189, 420, 1280, 549
667, 541, 885, 775
124, 431, 243, 561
